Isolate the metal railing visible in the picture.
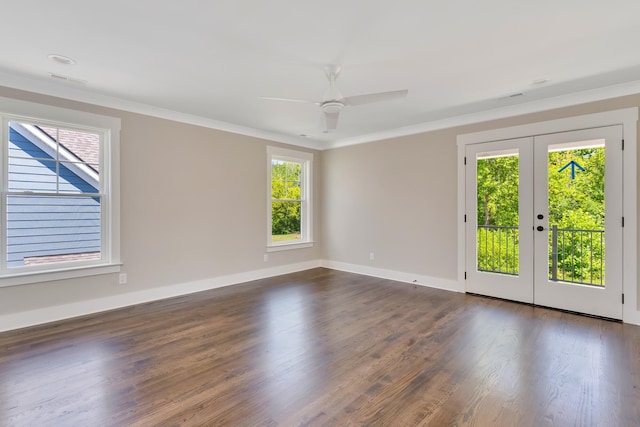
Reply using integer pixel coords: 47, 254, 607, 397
477, 225, 605, 286
477, 225, 519, 275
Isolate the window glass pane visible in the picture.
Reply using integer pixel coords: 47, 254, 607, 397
8, 129, 50, 160
6, 195, 102, 268
476, 150, 519, 276
285, 180, 301, 200
59, 161, 99, 194
286, 161, 301, 181
271, 160, 285, 199
8, 158, 58, 192
547, 141, 605, 286
272, 160, 302, 200
8, 122, 100, 194
271, 201, 301, 242
52, 127, 100, 171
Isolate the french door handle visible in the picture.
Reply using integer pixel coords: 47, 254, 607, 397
536, 225, 545, 232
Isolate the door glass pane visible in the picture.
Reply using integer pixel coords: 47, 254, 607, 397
476, 149, 519, 276
547, 140, 605, 286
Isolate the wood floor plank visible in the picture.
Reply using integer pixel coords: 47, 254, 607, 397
1, 268, 639, 426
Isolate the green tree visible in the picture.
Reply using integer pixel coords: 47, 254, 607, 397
476, 155, 519, 226
271, 160, 301, 237
547, 148, 605, 283
475, 147, 605, 284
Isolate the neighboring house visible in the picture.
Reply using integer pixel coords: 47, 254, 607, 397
7, 122, 101, 268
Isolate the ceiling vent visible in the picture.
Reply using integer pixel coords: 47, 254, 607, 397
48, 73, 87, 85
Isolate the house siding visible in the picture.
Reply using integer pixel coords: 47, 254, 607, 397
6, 125, 101, 267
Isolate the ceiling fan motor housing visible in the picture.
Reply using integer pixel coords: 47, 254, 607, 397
321, 100, 344, 114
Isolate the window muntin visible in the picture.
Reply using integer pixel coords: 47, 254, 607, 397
267, 147, 313, 249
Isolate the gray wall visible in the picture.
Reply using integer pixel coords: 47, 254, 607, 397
320, 93, 640, 305
1, 85, 639, 320
0, 86, 321, 315
320, 130, 458, 279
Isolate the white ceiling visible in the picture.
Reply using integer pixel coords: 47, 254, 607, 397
2, 0, 640, 150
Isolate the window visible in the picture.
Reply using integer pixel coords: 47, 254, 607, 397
0, 97, 120, 286
267, 146, 313, 251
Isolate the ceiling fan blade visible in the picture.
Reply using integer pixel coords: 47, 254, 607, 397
261, 96, 317, 105
342, 89, 408, 106
324, 112, 339, 130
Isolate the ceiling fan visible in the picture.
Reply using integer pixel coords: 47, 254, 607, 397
262, 65, 408, 131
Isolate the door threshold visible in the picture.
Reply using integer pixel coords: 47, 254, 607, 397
466, 292, 622, 323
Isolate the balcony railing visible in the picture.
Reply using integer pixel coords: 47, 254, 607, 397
477, 225, 604, 286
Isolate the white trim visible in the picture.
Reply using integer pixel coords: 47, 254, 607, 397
321, 260, 463, 293
621, 112, 639, 326
266, 146, 314, 249
6, 256, 635, 333
3, 70, 640, 152
267, 146, 314, 161
0, 97, 121, 282
456, 143, 466, 296
266, 242, 314, 252
0, 71, 323, 151
326, 80, 640, 149
456, 107, 639, 325
457, 108, 638, 145
0, 96, 120, 131
0, 260, 321, 333
0, 263, 121, 287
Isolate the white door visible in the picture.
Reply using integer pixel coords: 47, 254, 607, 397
466, 126, 623, 319
533, 126, 623, 318
465, 137, 534, 304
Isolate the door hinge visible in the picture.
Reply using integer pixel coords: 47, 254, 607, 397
622, 217, 625, 227
464, 156, 467, 165
622, 139, 625, 151
464, 271, 467, 280
464, 214, 467, 223
622, 293, 625, 304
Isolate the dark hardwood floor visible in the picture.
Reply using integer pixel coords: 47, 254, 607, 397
1, 268, 639, 426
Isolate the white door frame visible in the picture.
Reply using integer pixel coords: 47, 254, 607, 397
457, 107, 639, 324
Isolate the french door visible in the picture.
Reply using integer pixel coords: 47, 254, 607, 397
465, 126, 623, 319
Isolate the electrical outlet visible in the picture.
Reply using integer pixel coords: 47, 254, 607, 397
369, 252, 375, 261
119, 273, 127, 284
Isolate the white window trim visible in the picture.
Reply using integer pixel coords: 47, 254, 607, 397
0, 96, 121, 287
267, 146, 314, 251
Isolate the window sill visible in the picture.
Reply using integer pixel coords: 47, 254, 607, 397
267, 241, 315, 252
0, 263, 122, 288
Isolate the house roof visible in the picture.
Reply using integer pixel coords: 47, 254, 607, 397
40, 126, 100, 171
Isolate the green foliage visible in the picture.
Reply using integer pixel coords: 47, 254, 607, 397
548, 148, 604, 229
477, 155, 519, 226
271, 160, 301, 236
475, 147, 605, 285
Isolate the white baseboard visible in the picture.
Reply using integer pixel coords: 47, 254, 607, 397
0, 260, 321, 333
4, 258, 635, 332
320, 260, 463, 293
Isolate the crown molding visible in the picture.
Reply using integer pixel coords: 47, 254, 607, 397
2, 69, 640, 152
0, 70, 323, 151
326, 79, 640, 149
